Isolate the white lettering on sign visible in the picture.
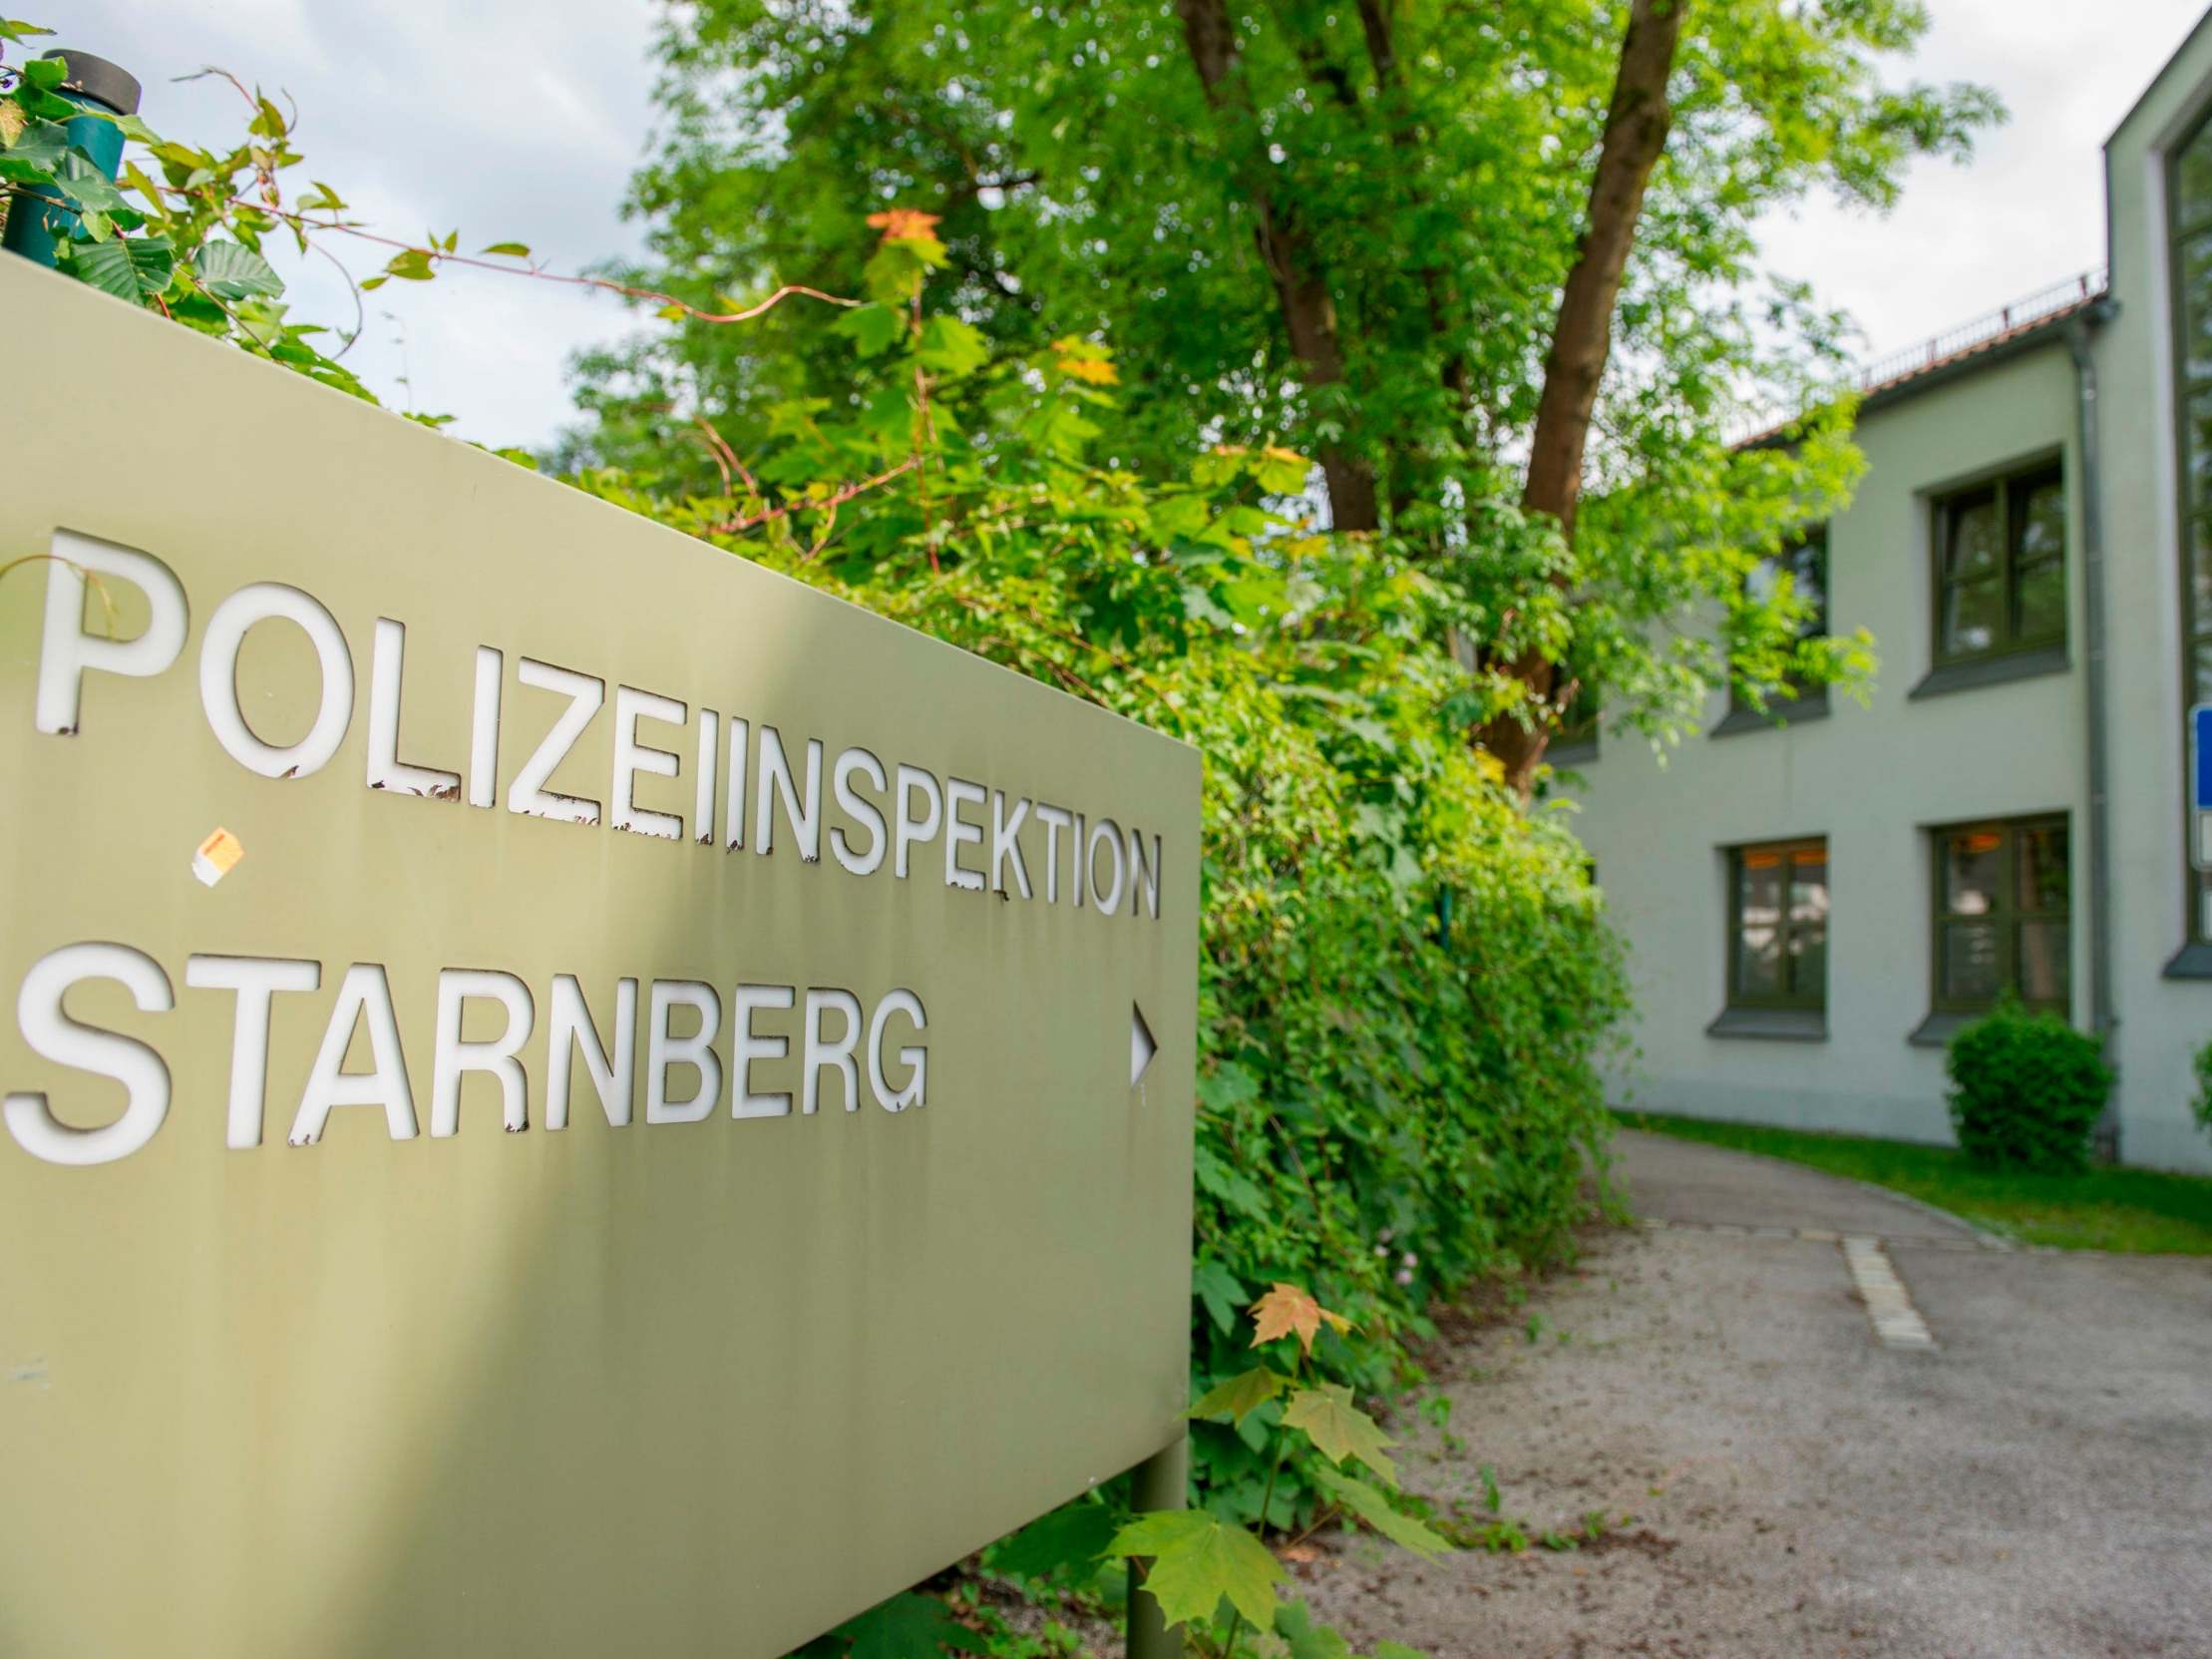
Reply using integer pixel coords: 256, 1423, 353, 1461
5, 529, 1164, 1165
27, 530, 1166, 917
184, 953, 321, 1148
3, 943, 174, 1165
200, 584, 355, 779
546, 974, 636, 1131
367, 618, 461, 800
611, 686, 686, 840
3, 943, 933, 1164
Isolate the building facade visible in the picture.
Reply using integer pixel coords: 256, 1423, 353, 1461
1564, 16, 2212, 1173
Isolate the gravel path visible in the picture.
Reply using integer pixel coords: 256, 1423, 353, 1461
1296, 1130, 2212, 1658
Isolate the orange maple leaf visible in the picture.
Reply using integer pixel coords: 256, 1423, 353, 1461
1250, 1283, 1351, 1355
867, 207, 942, 243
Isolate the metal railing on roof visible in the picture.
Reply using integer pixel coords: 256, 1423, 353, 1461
1854, 266, 2107, 394
1727, 266, 2108, 446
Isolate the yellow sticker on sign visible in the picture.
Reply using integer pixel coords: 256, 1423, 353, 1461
190, 826, 243, 887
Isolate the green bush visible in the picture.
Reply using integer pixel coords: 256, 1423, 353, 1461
1945, 1000, 2112, 1173
2192, 1039, 2212, 1143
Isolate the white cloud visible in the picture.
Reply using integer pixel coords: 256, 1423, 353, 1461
1752, 0, 2210, 362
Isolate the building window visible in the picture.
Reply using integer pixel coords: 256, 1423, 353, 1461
2169, 113, 2212, 953
1931, 816, 2069, 1016
1549, 661, 1601, 763
1730, 528, 1829, 714
1931, 466, 2065, 666
1726, 839, 1828, 1012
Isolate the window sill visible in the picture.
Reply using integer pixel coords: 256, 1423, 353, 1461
2162, 941, 2212, 980
1908, 1011, 1973, 1048
1710, 693, 1832, 739
1705, 1007, 1827, 1041
1907, 644, 2068, 701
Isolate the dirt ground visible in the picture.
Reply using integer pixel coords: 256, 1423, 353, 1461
1291, 1132, 2212, 1659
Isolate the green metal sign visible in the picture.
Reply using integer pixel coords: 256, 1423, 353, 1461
0, 259, 1198, 1658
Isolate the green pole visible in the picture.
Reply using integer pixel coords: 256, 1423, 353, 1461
1, 49, 141, 269
1126, 1436, 1189, 1659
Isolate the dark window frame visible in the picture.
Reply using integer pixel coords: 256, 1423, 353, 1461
1929, 464, 2067, 670
1928, 814, 2070, 1019
1727, 526, 1832, 721
2168, 113, 2212, 949
1724, 837, 1829, 1015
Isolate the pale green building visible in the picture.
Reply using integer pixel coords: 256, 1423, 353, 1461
1566, 13, 2212, 1172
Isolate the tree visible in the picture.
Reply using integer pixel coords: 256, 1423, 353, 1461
567, 0, 1997, 786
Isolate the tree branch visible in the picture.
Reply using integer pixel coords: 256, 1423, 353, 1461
1486, 0, 1684, 793
1175, 0, 1381, 532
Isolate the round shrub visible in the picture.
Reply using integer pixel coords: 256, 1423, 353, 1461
1945, 1000, 2112, 1173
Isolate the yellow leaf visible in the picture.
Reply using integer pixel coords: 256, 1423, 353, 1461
1057, 355, 1120, 385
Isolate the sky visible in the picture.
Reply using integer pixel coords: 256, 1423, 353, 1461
44, 0, 2212, 451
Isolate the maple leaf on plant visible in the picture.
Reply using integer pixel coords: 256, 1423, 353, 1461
1282, 1383, 1397, 1484
1250, 1282, 1351, 1356
1186, 1366, 1289, 1426
867, 207, 941, 243
1107, 1509, 1285, 1630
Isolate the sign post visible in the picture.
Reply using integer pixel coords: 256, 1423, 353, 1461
0, 259, 1199, 1657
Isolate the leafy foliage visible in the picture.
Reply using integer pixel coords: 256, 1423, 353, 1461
1111, 1287, 1440, 1656
1946, 1000, 2113, 1175
568, 0, 2001, 751
0, 35, 384, 398
2192, 1039, 2212, 1144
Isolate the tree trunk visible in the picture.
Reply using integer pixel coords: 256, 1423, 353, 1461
1176, 0, 1380, 533
1485, 0, 1684, 794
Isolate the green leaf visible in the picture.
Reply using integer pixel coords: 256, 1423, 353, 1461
479, 240, 532, 256
1372, 1645, 1431, 1659
1307, 1464, 1450, 1558
832, 1591, 986, 1658
833, 300, 906, 359
382, 247, 436, 281
51, 151, 130, 219
1193, 1257, 1248, 1333
861, 239, 935, 305
1281, 1384, 1397, 1484
1273, 1601, 1353, 1659
1108, 1509, 1284, 1631
64, 232, 176, 302
987, 1498, 1122, 1581
194, 240, 283, 301
0, 117, 68, 179
22, 55, 65, 89
0, 20, 58, 42
1186, 1366, 1287, 1427
917, 314, 988, 377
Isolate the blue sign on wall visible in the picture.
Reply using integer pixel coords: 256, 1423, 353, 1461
2197, 704, 2212, 812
